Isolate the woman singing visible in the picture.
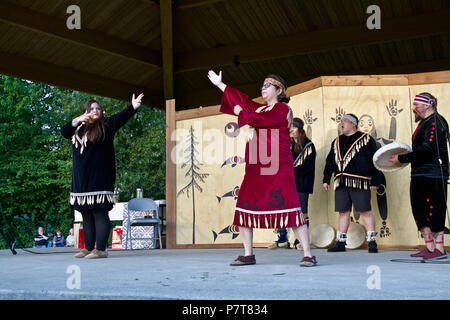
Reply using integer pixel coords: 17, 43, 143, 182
61, 94, 144, 259
208, 70, 317, 267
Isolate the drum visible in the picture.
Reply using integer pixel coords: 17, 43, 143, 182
310, 224, 335, 248
373, 141, 412, 172
346, 222, 366, 249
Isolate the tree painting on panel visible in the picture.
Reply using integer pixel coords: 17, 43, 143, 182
177, 126, 210, 244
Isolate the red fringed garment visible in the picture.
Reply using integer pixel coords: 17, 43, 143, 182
221, 86, 305, 229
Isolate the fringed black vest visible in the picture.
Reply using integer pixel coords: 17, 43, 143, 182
323, 131, 381, 190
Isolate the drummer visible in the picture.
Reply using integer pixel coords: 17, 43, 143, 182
323, 114, 381, 253
389, 93, 449, 260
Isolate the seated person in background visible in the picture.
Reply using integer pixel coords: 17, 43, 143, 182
66, 228, 75, 247
52, 230, 65, 247
34, 227, 49, 248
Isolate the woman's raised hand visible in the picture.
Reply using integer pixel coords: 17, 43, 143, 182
72, 111, 91, 127
207, 70, 226, 91
132, 93, 144, 110
207, 70, 222, 85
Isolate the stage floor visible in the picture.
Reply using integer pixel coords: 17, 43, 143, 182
0, 247, 449, 300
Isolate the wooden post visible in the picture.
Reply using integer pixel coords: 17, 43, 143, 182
160, 0, 174, 99
165, 99, 176, 248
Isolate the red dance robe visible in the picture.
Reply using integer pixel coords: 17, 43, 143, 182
220, 86, 305, 229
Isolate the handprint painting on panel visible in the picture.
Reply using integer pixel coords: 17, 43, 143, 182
303, 108, 317, 139
385, 99, 403, 144
331, 107, 345, 135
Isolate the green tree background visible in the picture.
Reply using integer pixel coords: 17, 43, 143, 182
0, 74, 165, 249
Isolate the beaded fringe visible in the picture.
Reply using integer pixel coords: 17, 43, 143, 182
335, 133, 370, 172
234, 209, 305, 229
334, 175, 370, 190
294, 143, 313, 167
71, 132, 88, 155
69, 192, 115, 206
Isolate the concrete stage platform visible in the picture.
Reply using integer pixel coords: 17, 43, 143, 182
0, 247, 449, 300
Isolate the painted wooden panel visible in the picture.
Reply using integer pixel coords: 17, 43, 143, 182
322, 85, 416, 246
170, 71, 450, 249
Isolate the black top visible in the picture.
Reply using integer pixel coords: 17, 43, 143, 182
291, 137, 316, 194
323, 131, 381, 190
34, 234, 48, 246
61, 105, 137, 211
398, 113, 449, 179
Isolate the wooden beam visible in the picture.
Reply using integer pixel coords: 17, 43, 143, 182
321, 75, 409, 87
175, 10, 450, 73
0, 2, 162, 68
174, 0, 225, 10
329, 59, 450, 81
160, 0, 174, 99
138, 0, 160, 8
175, 58, 450, 108
175, 105, 221, 121
408, 70, 450, 85
285, 77, 324, 99
140, 0, 225, 9
0, 51, 164, 108
165, 99, 177, 248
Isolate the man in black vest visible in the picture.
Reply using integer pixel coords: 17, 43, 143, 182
323, 114, 381, 253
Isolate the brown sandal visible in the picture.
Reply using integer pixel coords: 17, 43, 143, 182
300, 256, 317, 267
230, 255, 256, 266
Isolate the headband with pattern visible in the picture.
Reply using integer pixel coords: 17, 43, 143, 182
264, 78, 286, 91
414, 94, 437, 108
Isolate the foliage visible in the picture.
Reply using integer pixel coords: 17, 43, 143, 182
0, 75, 165, 249
115, 105, 166, 202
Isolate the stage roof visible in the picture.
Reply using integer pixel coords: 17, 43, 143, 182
0, 0, 449, 110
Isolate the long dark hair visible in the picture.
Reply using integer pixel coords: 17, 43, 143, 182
81, 99, 106, 143
266, 74, 290, 103
292, 117, 307, 154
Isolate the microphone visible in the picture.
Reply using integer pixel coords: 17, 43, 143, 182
76, 121, 86, 131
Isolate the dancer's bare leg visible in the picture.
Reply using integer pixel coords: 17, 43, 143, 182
239, 226, 253, 256
338, 211, 351, 233
434, 231, 444, 253
359, 211, 376, 231
292, 225, 312, 257
422, 227, 435, 252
